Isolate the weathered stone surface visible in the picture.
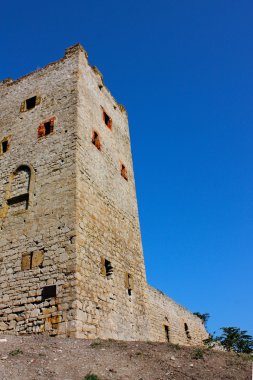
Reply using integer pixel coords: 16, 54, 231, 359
0, 44, 207, 345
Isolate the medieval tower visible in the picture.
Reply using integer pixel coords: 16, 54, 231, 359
0, 44, 207, 344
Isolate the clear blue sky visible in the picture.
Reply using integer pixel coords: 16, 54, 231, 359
1, 0, 252, 336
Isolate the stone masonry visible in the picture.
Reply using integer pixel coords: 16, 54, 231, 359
0, 44, 207, 345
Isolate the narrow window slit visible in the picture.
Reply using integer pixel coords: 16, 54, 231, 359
103, 110, 112, 129
121, 164, 128, 181
125, 273, 133, 296
105, 259, 113, 278
164, 325, 170, 342
92, 131, 101, 150
184, 323, 191, 340
2, 140, 8, 153
100, 257, 113, 278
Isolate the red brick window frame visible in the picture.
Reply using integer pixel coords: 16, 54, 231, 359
92, 130, 101, 150
38, 117, 56, 138
120, 163, 128, 181
102, 108, 112, 130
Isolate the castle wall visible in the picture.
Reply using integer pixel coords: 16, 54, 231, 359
73, 48, 150, 340
147, 286, 208, 344
0, 48, 79, 336
0, 45, 208, 345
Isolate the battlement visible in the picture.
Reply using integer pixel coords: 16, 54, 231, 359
0, 44, 207, 344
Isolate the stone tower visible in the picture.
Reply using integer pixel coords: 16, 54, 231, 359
0, 44, 207, 344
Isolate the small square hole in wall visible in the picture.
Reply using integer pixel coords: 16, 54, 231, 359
26, 96, 37, 110
103, 110, 112, 129
121, 164, 128, 181
2, 140, 8, 153
42, 285, 56, 300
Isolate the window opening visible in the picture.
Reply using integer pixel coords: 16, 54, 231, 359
105, 259, 113, 278
42, 285, 56, 300
38, 117, 55, 138
2, 140, 8, 153
125, 273, 133, 296
164, 325, 170, 342
26, 96, 37, 110
103, 110, 112, 129
44, 121, 52, 135
92, 131, 101, 150
20, 95, 41, 112
7, 165, 31, 211
121, 164, 128, 181
100, 257, 113, 278
184, 323, 191, 340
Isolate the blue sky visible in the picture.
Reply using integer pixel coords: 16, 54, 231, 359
1, 0, 252, 336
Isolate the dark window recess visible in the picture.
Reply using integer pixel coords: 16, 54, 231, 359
2, 140, 8, 153
38, 118, 55, 138
184, 323, 191, 339
164, 325, 170, 342
26, 96, 37, 110
42, 285, 56, 300
44, 121, 52, 135
121, 164, 128, 181
103, 110, 112, 129
92, 131, 101, 150
7, 193, 29, 209
125, 273, 133, 296
105, 259, 113, 278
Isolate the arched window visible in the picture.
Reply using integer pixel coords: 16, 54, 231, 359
7, 165, 33, 212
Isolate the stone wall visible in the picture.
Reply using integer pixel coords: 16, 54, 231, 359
0, 44, 208, 345
0, 46, 79, 336
147, 286, 208, 344
73, 47, 150, 340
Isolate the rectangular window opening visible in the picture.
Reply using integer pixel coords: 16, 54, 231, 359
42, 285, 56, 301
44, 121, 52, 135
105, 259, 113, 278
164, 325, 170, 342
103, 110, 112, 129
2, 140, 8, 153
184, 323, 191, 340
125, 273, 133, 296
26, 96, 37, 110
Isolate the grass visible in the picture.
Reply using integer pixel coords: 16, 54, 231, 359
84, 374, 101, 380
90, 339, 101, 348
9, 349, 23, 357
192, 348, 204, 360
